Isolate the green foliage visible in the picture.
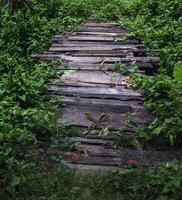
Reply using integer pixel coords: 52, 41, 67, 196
13, 162, 182, 200
0, 0, 182, 198
173, 62, 182, 81
132, 74, 182, 146
115, 62, 138, 75
0, 1, 63, 197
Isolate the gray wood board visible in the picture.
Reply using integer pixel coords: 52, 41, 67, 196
60, 137, 107, 145
49, 45, 141, 51
67, 36, 126, 41
59, 55, 160, 63
47, 146, 182, 166
57, 62, 153, 70
54, 70, 130, 86
62, 96, 144, 112
70, 52, 128, 57
66, 163, 114, 171
48, 86, 142, 101
50, 80, 124, 88
58, 105, 152, 129
83, 22, 116, 27
72, 31, 126, 36
52, 39, 140, 45
54, 35, 127, 41
80, 27, 127, 33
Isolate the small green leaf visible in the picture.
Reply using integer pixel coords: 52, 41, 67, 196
173, 62, 182, 81
11, 176, 20, 188
19, 94, 26, 102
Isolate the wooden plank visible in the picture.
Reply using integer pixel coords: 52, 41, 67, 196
58, 105, 152, 129
47, 147, 182, 166
57, 63, 115, 71
52, 39, 140, 45
83, 22, 115, 27
52, 70, 129, 86
72, 32, 125, 36
49, 151, 122, 166
62, 96, 143, 112
48, 86, 142, 101
70, 52, 127, 57
49, 45, 141, 52
49, 44, 144, 53
66, 164, 114, 171
59, 55, 160, 63
54, 34, 127, 41
57, 62, 153, 71
67, 36, 126, 41
50, 80, 122, 88
81, 27, 126, 33
60, 137, 107, 145
31, 54, 154, 70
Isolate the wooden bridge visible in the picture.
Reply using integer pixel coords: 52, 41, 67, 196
33, 22, 182, 170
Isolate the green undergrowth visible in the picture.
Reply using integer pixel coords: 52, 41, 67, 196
0, 0, 182, 199
0, 0, 82, 197
15, 162, 182, 200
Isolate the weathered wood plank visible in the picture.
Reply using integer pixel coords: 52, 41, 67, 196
59, 55, 160, 64
62, 96, 143, 112
54, 35, 128, 42
67, 36, 126, 41
70, 52, 127, 57
58, 105, 151, 129
47, 147, 182, 166
57, 63, 115, 71
83, 22, 116, 27
49, 45, 142, 51
50, 44, 160, 54
72, 31, 125, 36
57, 62, 153, 71
81, 27, 126, 33
50, 80, 122, 88
60, 137, 107, 145
52, 39, 140, 45
66, 164, 114, 171
56, 70, 128, 86
48, 86, 142, 101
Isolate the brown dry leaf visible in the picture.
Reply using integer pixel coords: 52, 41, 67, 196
122, 76, 132, 88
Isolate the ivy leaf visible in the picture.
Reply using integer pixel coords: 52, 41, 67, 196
19, 94, 26, 102
173, 62, 182, 81
11, 176, 20, 188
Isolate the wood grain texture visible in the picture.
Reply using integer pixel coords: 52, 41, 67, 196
48, 86, 142, 100
55, 70, 129, 86
58, 105, 152, 129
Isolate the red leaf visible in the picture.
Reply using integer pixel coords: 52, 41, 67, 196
126, 159, 139, 166
70, 152, 81, 163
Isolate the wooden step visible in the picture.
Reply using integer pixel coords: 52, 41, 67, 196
53, 70, 130, 86
56, 62, 153, 71
62, 96, 143, 112
72, 31, 125, 36
52, 39, 140, 45
80, 27, 127, 33
83, 22, 116, 27
46, 144, 182, 167
32, 54, 160, 64
48, 86, 142, 101
58, 105, 151, 129
49, 45, 142, 52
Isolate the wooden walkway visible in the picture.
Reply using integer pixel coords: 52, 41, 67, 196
33, 22, 182, 170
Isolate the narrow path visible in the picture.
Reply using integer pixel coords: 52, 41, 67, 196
33, 22, 182, 170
